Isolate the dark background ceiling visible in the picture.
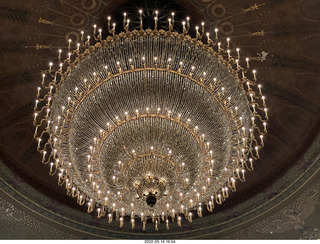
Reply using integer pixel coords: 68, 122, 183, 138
0, 0, 320, 239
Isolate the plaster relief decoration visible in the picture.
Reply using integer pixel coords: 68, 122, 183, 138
254, 187, 319, 234
0, 196, 80, 239
257, 51, 269, 62
1, 0, 320, 239
0, 199, 22, 223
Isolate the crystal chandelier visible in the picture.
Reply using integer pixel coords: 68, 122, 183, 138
33, 10, 268, 231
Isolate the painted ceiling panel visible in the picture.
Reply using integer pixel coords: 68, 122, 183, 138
0, 0, 319, 239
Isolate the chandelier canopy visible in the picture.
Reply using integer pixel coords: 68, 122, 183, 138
33, 10, 268, 231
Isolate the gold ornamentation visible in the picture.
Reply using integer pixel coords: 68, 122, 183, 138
35, 44, 52, 50
249, 30, 265, 37
243, 4, 259, 13
38, 17, 54, 26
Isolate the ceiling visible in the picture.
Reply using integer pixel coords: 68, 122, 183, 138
0, 0, 320, 239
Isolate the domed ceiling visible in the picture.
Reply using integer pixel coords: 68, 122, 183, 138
0, 0, 320, 239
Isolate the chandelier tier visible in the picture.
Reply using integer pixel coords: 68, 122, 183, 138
33, 11, 268, 231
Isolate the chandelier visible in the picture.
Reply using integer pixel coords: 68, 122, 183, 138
33, 10, 268, 231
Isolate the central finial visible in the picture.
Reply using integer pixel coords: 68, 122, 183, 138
146, 192, 157, 207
